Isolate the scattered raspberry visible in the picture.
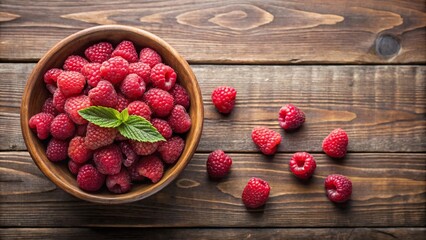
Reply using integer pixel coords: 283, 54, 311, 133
128, 62, 151, 84
53, 89, 66, 113
84, 123, 117, 150
251, 127, 282, 155
63, 55, 88, 72
76, 124, 87, 136
325, 174, 352, 203
77, 164, 105, 192
242, 177, 270, 208
100, 56, 129, 85
289, 152, 316, 180
278, 104, 305, 130
127, 159, 145, 181
41, 97, 58, 116
130, 141, 159, 156
57, 71, 86, 97
170, 84, 190, 109
46, 84, 57, 95
43, 68, 63, 84
88, 80, 118, 108
136, 155, 164, 183
206, 149, 232, 179
119, 141, 138, 167
120, 74, 146, 99
68, 160, 83, 175
50, 113, 75, 140
112, 40, 138, 63
64, 95, 91, 125
115, 93, 129, 112
68, 136, 93, 164
151, 118, 172, 139
46, 138, 68, 162
143, 88, 174, 117
84, 42, 113, 63
28, 112, 54, 140
81, 62, 102, 87
167, 105, 191, 134
158, 136, 184, 164
93, 144, 123, 175
322, 128, 349, 158
139, 47, 162, 68
106, 168, 131, 194
150, 63, 176, 91
127, 101, 152, 121
211, 86, 237, 114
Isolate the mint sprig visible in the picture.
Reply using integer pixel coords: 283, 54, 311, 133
78, 106, 165, 143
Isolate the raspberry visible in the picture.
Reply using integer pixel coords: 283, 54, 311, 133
41, 97, 58, 116
57, 71, 86, 97
322, 128, 349, 158
289, 152, 316, 180
127, 159, 145, 181
242, 177, 270, 208
119, 141, 138, 167
170, 84, 190, 109
278, 104, 305, 130
143, 88, 174, 117
325, 174, 352, 203
158, 136, 184, 164
81, 62, 102, 87
68, 160, 83, 175
28, 112, 54, 140
84, 123, 117, 150
88, 80, 118, 108
139, 48, 162, 68
127, 101, 152, 121
77, 164, 105, 192
206, 150, 232, 179
130, 141, 159, 156
68, 136, 93, 164
211, 86, 237, 114
63, 55, 88, 72
136, 155, 163, 183
84, 42, 113, 63
100, 56, 129, 85
76, 124, 87, 136
50, 113, 75, 140
112, 40, 138, 63
46, 84, 57, 95
93, 144, 123, 175
43, 68, 63, 84
151, 118, 172, 139
167, 105, 191, 134
150, 63, 176, 91
128, 62, 151, 84
64, 95, 91, 125
251, 127, 282, 155
46, 138, 68, 162
106, 168, 131, 194
115, 93, 129, 112
53, 89, 66, 113
120, 74, 146, 99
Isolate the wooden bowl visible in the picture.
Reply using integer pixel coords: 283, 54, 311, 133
20, 25, 204, 204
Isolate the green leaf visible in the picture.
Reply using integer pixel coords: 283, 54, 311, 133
78, 106, 122, 128
120, 108, 129, 122
118, 115, 166, 143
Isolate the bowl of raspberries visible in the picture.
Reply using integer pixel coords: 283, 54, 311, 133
20, 25, 204, 204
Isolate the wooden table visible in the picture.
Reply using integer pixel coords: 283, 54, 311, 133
1, 1, 425, 239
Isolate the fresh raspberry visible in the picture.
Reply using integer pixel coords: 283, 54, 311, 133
106, 168, 131, 194
46, 138, 68, 162
127, 101, 152, 121
289, 152, 316, 180
115, 93, 129, 112
112, 40, 138, 63
167, 105, 191, 134
77, 164, 105, 192
50, 113, 75, 140
242, 177, 270, 208
211, 86, 237, 114
170, 84, 190, 109
120, 74, 146, 99
100, 56, 129, 85
84, 42, 113, 63
41, 97, 58, 116
128, 62, 151, 84
143, 88, 174, 117
76, 124, 87, 136
119, 141, 138, 167
206, 149, 232, 179
251, 127, 282, 155
64, 95, 91, 125
43, 68, 63, 84
278, 104, 305, 130
84, 123, 117, 150
139, 48, 162, 68
322, 128, 349, 158
81, 62, 102, 87
325, 174, 352, 203
53, 89, 66, 113
130, 140, 159, 156
57, 71, 86, 97
93, 144, 123, 175
88, 80, 118, 108
127, 159, 145, 181
68, 160, 83, 175
28, 112, 54, 140
150, 63, 176, 91
151, 118, 172, 139
46, 84, 57, 95
158, 136, 184, 164
68, 136, 93, 164
63, 55, 88, 72
136, 155, 164, 183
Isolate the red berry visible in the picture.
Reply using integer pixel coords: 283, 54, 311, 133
278, 104, 305, 130
206, 150, 232, 179
41, 97, 58, 116
106, 168, 131, 194
63, 55, 88, 72
93, 144, 123, 175
158, 136, 184, 164
136, 155, 164, 183
143, 88, 174, 117
167, 105, 191, 134
46, 138, 68, 162
77, 164, 105, 192
150, 63, 177, 91
325, 174, 352, 203
28, 112, 54, 140
84, 42, 113, 63
68, 136, 93, 164
44, 68, 63, 84
112, 40, 138, 63
289, 152, 316, 180
116, 93, 130, 112
68, 160, 83, 175
119, 141, 138, 167
211, 86, 237, 114
50, 113, 75, 140
322, 128, 348, 158
64, 95, 91, 125
57, 71, 86, 97
100, 56, 129, 85
130, 140, 159, 156
81, 62, 102, 87
84, 123, 117, 150
251, 127, 282, 155
127, 159, 145, 181
139, 48, 162, 68
242, 177, 270, 208
128, 62, 151, 84
170, 84, 190, 109
88, 80, 118, 108
53, 89, 66, 113
127, 101, 152, 121
120, 74, 146, 99
151, 118, 172, 139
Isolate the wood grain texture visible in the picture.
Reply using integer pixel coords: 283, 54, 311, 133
0, 0, 425, 63
1, 151, 424, 227
2, 64, 425, 152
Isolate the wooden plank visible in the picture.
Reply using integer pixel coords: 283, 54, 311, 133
2, 64, 425, 152
1, 152, 424, 227
1, 228, 425, 240
0, 0, 425, 63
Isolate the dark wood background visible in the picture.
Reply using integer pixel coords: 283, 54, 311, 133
0, 0, 425, 239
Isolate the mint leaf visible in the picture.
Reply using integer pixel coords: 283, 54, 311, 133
118, 115, 165, 143
120, 108, 129, 122
78, 106, 122, 128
